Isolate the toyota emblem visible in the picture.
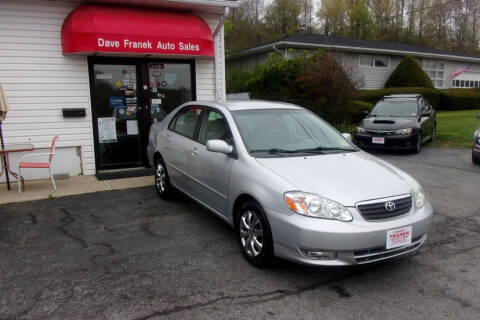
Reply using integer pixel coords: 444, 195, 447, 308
385, 201, 396, 212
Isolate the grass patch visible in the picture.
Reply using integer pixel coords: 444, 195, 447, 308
432, 109, 480, 149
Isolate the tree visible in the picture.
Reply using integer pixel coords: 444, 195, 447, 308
385, 55, 434, 88
317, 0, 347, 36
347, 0, 373, 39
264, 0, 301, 37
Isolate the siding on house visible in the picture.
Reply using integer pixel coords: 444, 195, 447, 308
0, 0, 93, 181
226, 46, 480, 91
0, 0, 224, 181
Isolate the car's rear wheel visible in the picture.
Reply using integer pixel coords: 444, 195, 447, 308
237, 201, 274, 267
154, 156, 175, 200
413, 132, 422, 153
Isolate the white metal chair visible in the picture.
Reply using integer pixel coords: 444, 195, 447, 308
17, 135, 59, 193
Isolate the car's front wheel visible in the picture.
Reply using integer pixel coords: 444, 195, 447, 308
413, 132, 422, 153
154, 156, 175, 200
473, 153, 480, 165
237, 201, 275, 267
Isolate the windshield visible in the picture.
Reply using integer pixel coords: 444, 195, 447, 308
370, 100, 418, 117
231, 109, 356, 157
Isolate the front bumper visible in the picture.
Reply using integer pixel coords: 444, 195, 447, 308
354, 133, 417, 150
265, 201, 433, 266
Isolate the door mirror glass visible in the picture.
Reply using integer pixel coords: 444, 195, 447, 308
342, 133, 352, 141
363, 110, 369, 116
206, 139, 233, 154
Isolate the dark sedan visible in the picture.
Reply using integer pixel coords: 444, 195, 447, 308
354, 94, 436, 153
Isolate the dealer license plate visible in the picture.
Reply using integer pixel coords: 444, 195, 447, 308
372, 137, 385, 144
386, 226, 412, 250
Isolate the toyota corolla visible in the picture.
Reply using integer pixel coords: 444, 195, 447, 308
147, 100, 433, 267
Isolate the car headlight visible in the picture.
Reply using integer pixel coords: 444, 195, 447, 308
356, 126, 366, 133
395, 128, 413, 135
411, 179, 425, 209
284, 192, 353, 221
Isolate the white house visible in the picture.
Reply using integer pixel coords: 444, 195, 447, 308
226, 33, 480, 90
0, 0, 239, 182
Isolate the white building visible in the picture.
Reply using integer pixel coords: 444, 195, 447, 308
0, 0, 239, 182
226, 33, 480, 90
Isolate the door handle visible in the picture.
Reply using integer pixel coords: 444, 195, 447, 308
191, 148, 199, 155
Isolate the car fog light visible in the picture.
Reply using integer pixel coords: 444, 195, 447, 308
302, 250, 337, 260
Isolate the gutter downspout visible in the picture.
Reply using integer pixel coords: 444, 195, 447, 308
213, 7, 229, 102
272, 43, 286, 58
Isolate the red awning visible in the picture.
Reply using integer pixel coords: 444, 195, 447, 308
61, 4, 214, 57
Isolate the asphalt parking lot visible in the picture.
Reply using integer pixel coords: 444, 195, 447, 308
0, 148, 479, 320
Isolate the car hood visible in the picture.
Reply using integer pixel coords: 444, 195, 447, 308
360, 117, 418, 131
255, 151, 412, 206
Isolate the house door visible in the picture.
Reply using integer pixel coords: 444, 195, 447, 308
89, 58, 195, 170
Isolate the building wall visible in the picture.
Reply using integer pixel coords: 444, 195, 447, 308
0, 0, 224, 182
0, 0, 92, 182
226, 49, 480, 91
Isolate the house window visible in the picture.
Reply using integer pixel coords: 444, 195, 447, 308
422, 60, 445, 88
360, 55, 388, 68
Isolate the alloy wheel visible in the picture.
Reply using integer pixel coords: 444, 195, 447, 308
155, 163, 166, 193
239, 210, 264, 257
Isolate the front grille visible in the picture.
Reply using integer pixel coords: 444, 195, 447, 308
354, 236, 424, 264
365, 130, 395, 135
357, 196, 412, 221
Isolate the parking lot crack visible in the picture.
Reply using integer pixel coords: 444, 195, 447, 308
58, 208, 89, 249
132, 272, 356, 319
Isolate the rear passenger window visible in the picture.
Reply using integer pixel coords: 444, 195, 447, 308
171, 106, 203, 139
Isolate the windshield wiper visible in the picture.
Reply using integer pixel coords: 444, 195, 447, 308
250, 148, 299, 156
295, 147, 356, 153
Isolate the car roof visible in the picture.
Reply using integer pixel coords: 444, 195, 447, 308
383, 94, 422, 100
226, 100, 303, 111
179, 100, 303, 112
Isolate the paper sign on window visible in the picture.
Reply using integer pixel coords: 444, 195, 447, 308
127, 120, 139, 135
98, 117, 117, 143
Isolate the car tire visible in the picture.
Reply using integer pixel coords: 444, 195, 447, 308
237, 201, 275, 267
473, 153, 480, 165
413, 132, 422, 153
154, 156, 175, 200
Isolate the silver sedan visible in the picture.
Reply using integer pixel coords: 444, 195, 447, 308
147, 100, 433, 267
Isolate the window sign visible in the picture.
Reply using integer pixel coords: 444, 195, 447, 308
109, 96, 124, 108
98, 117, 117, 143
126, 120, 139, 135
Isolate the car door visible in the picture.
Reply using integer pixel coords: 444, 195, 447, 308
162, 106, 203, 192
419, 99, 434, 140
188, 108, 234, 216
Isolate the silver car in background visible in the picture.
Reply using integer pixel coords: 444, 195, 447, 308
147, 100, 433, 267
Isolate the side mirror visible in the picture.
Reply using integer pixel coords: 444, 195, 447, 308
342, 133, 352, 141
362, 110, 369, 116
206, 139, 233, 155
421, 111, 431, 118
477, 114, 480, 119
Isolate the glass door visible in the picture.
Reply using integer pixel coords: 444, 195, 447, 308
142, 62, 194, 124
91, 64, 142, 169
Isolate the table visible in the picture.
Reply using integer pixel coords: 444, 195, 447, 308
0, 143, 35, 190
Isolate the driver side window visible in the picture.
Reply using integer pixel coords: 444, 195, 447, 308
198, 110, 233, 145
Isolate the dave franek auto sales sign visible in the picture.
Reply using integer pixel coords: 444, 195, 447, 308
96, 37, 202, 54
